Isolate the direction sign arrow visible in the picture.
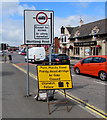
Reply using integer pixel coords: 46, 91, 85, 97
66, 82, 69, 87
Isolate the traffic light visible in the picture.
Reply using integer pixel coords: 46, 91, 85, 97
0, 43, 7, 50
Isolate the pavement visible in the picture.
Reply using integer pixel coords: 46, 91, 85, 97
1, 60, 99, 119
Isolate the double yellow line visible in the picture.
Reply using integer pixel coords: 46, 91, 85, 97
58, 90, 107, 119
12, 63, 107, 119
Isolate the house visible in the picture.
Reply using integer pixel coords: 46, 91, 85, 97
59, 18, 107, 58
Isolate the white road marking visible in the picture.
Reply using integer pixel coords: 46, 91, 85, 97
93, 81, 107, 85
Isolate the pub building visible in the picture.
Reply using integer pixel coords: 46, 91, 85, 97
59, 18, 107, 59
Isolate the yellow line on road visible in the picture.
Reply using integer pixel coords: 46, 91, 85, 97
12, 63, 107, 118
12, 64, 37, 80
57, 90, 107, 119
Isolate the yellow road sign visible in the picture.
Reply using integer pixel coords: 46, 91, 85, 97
37, 65, 73, 90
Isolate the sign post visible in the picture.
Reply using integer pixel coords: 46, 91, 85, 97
26, 45, 30, 96
24, 10, 54, 97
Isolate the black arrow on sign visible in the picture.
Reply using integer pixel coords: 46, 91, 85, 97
66, 82, 69, 87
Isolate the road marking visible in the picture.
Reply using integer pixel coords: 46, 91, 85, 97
0, 61, 7, 63
15, 63, 34, 66
58, 90, 107, 119
93, 81, 107, 85
12, 63, 107, 118
12, 64, 37, 80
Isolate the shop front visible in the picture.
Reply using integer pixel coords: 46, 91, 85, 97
73, 41, 102, 58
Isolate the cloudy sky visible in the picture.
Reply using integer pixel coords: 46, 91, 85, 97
1, 0, 106, 46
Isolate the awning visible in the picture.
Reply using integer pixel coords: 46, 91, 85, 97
96, 45, 101, 48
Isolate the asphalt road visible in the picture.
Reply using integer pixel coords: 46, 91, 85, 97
2, 62, 96, 118
12, 53, 107, 112
1, 53, 107, 119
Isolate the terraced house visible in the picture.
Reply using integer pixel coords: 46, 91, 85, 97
59, 18, 107, 59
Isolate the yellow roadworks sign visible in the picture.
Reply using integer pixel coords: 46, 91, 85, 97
37, 65, 73, 90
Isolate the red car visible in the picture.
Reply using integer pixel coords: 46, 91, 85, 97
20, 51, 26, 55
74, 55, 107, 81
10, 51, 14, 53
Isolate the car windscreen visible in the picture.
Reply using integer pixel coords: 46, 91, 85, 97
46, 54, 58, 59
58, 55, 69, 59
22, 51, 26, 53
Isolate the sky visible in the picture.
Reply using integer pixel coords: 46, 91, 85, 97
0, 0, 106, 46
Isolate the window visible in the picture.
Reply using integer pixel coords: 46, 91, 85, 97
91, 26, 99, 35
100, 58, 106, 62
83, 57, 93, 63
92, 57, 100, 63
92, 57, 106, 63
61, 36, 66, 43
74, 30, 80, 37
92, 47, 99, 55
74, 47, 80, 55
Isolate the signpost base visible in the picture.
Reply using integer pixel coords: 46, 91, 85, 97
24, 94, 32, 97
47, 89, 69, 115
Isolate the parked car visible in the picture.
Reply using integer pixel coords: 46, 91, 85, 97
43, 54, 70, 65
74, 55, 107, 81
0, 50, 3, 56
18, 50, 22, 55
20, 51, 26, 55
0, 50, 6, 56
10, 51, 14, 53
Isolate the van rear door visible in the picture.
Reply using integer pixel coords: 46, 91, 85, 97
34, 47, 45, 61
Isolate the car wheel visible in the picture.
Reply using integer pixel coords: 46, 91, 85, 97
99, 71, 107, 81
74, 67, 80, 74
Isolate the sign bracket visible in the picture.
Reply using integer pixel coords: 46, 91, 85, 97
46, 89, 69, 114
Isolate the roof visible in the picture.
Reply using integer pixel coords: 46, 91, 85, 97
68, 18, 107, 39
66, 27, 74, 34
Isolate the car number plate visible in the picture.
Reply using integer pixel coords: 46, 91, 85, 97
36, 59, 40, 61
62, 60, 66, 62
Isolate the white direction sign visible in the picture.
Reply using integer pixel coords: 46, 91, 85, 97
24, 10, 54, 45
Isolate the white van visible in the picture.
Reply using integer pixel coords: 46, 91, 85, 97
25, 47, 46, 63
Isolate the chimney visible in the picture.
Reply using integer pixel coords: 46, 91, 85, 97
80, 18, 84, 26
61, 26, 65, 34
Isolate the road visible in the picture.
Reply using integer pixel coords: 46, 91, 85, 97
12, 53, 106, 112
1, 52, 107, 119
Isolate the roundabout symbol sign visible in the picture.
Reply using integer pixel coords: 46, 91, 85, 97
36, 12, 48, 24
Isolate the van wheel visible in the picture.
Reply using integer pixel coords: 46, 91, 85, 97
74, 67, 80, 74
99, 71, 107, 81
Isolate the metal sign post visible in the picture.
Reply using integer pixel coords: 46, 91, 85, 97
26, 45, 30, 97
49, 12, 53, 65
24, 10, 54, 97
